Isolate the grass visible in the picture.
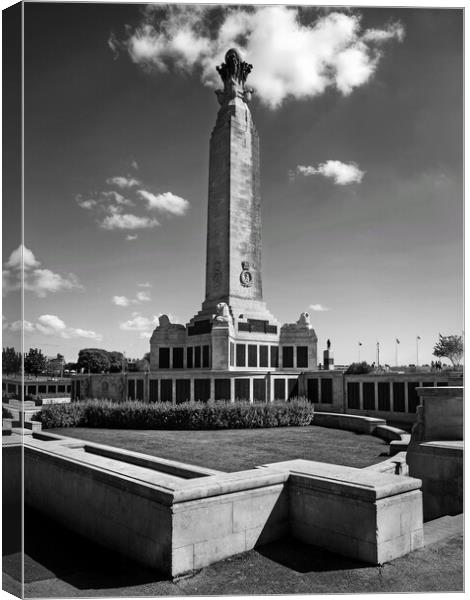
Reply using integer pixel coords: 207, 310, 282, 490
49, 425, 389, 471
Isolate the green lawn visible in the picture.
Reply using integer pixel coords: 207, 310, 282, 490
50, 425, 388, 472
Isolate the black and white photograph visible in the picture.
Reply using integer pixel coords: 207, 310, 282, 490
2, 1, 464, 597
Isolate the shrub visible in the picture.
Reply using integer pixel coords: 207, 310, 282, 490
2, 407, 13, 419
345, 361, 373, 375
35, 398, 314, 430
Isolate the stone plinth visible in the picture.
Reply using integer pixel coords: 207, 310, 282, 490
406, 386, 463, 521
25, 434, 424, 577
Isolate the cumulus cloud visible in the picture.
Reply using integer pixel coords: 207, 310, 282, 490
136, 290, 151, 302
112, 6, 404, 108
131, 160, 139, 170
77, 174, 188, 236
119, 314, 159, 332
3, 245, 83, 298
113, 295, 131, 307
138, 282, 152, 288
309, 303, 330, 312
100, 213, 160, 230
137, 190, 190, 216
106, 176, 141, 189
6, 314, 102, 340
294, 160, 365, 185
113, 288, 152, 307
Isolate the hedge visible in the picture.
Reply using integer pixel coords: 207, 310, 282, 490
34, 398, 314, 430
2, 406, 13, 419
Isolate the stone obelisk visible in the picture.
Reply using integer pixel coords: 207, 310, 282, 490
201, 49, 274, 323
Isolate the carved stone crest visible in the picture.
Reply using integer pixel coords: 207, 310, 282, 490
240, 261, 253, 287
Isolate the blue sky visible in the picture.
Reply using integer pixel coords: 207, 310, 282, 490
2, 3, 463, 365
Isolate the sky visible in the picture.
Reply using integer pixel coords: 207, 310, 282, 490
2, 2, 464, 365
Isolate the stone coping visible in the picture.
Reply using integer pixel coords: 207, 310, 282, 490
260, 459, 421, 501
24, 435, 289, 506
416, 386, 464, 396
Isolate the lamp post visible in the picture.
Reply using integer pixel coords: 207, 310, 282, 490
376, 342, 380, 367
416, 336, 421, 367
395, 338, 400, 367
358, 342, 362, 362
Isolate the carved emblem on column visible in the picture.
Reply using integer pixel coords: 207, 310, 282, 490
240, 261, 253, 287
212, 261, 222, 287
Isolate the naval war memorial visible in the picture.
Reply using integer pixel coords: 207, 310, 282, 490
4, 49, 463, 590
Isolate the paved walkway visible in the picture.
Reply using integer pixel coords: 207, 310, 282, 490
2, 510, 463, 597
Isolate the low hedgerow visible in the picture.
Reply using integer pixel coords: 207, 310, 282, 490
2, 406, 13, 419
34, 398, 314, 430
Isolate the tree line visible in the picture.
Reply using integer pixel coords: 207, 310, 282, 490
2, 347, 150, 376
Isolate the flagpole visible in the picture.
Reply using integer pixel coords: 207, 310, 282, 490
358, 343, 361, 362
376, 342, 380, 367
395, 339, 398, 367
416, 336, 421, 367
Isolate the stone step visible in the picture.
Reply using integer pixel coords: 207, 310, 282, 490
424, 513, 463, 547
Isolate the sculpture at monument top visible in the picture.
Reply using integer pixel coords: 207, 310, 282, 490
327, 339, 331, 350
215, 48, 253, 105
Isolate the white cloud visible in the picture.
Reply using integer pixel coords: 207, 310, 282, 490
309, 303, 330, 312
106, 176, 141, 189
113, 295, 131, 307
8, 314, 102, 341
10, 320, 35, 332
114, 6, 404, 109
76, 195, 98, 210
126, 234, 138, 241
131, 160, 139, 170
101, 190, 134, 206
137, 190, 190, 216
295, 160, 365, 185
136, 290, 151, 302
100, 213, 160, 230
119, 314, 159, 332
138, 282, 152, 288
3, 245, 82, 298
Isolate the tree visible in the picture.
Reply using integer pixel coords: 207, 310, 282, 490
433, 334, 463, 367
108, 351, 125, 373
2, 347, 21, 375
45, 354, 65, 377
345, 361, 373, 375
77, 348, 111, 374
24, 348, 47, 376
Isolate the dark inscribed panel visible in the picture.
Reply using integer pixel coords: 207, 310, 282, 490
186, 347, 193, 369
274, 379, 286, 401
234, 378, 250, 401
288, 378, 299, 399
149, 379, 158, 402
321, 379, 333, 404
194, 346, 201, 368
176, 379, 190, 403
136, 379, 144, 401
160, 379, 173, 403
296, 346, 308, 368
173, 347, 184, 369
253, 379, 266, 402
236, 344, 246, 367
259, 345, 269, 368
347, 382, 360, 409
363, 382, 375, 410
128, 379, 135, 401
159, 348, 170, 369
270, 346, 279, 368
215, 379, 231, 401
194, 379, 210, 402
378, 382, 390, 411
393, 382, 405, 412
202, 345, 210, 368
282, 346, 294, 368
248, 345, 257, 368
307, 378, 319, 403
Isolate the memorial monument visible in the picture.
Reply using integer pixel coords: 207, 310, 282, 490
148, 49, 317, 402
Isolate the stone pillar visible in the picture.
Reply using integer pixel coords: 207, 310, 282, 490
171, 379, 176, 404
190, 378, 195, 402
230, 378, 235, 403
210, 378, 215, 401
249, 378, 254, 404
374, 380, 379, 411
359, 380, 364, 411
